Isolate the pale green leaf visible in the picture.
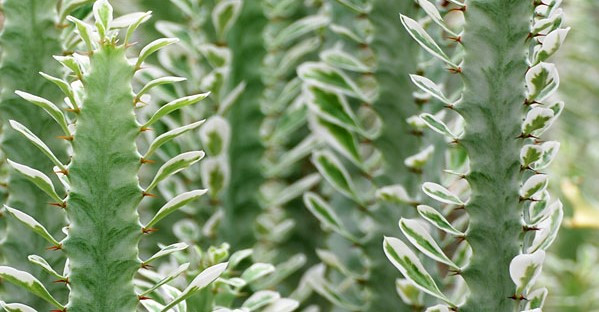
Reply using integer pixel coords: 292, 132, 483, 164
146, 151, 204, 192
0, 266, 64, 309
417, 205, 464, 236
383, 237, 453, 304
7, 160, 62, 203
522, 107, 554, 136
417, 0, 457, 36
27, 255, 64, 279
273, 15, 330, 47
136, 38, 180, 68
0, 301, 37, 312
526, 62, 560, 102
263, 298, 299, 312
144, 93, 210, 127
212, 0, 242, 39
399, 218, 458, 269
396, 279, 424, 307
422, 182, 463, 205
241, 263, 275, 284
520, 174, 549, 200
145, 190, 208, 228
410, 75, 452, 105
9, 120, 65, 171
66, 16, 95, 51
161, 262, 228, 311
144, 243, 188, 264
526, 287, 548, 309
400, 15, 457, 68
320, 48, 372, 73
140, 263, 190, 296
4, 206, 60, 247
311, 150, 359, 202
420, 113, 456, 138
136, 76, 186, 100
298, 62, 366, 101
529, 200, 563, 252
242, 290, 280, 311
15, 91, 70, 136
144, 120, 205, 158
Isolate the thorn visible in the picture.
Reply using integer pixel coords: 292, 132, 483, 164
53, 277, 69, 284
138, 295, 151, 301
444, 104, 455, 110
50, 309, 67, 312
448, 5, 466, 13
140, 158, 155, 164
47, 244, 63, 251
57, 135, 74, 141
508, 294, 528, 301
448, 66, 463, 74
139, 127, 152, 132
448, 268, 462, 276
456, 235, 467, 243
65, 108, 81, 113
50, 202, 67, 209
141, 263, 153, 270
55, 168, 69, 175
142, 192, 157, 198
142, 227, 158, 234
523, 225, 541, 232
125, 42, 138, 49
448, 36, 462, 44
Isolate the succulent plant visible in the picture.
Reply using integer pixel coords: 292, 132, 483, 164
0, 1, 229, 310
383, 0, 567, 311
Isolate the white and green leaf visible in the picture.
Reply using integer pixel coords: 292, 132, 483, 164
509, 250, 545, 294
0, 266, 64, 309
526, 62, 560, 102
6, 160, 62, 203
399, 218, 458, 269
144, 190, 208, 228
136, 38, 180, 68
146, 151, 204, 193
144, 120, 205, 158
144, 243, 188, 264
27, 255, 64, 279
400, 15, 458, 68
144, 93, 210, 127
14, 91, 70, 136
422, 182, 463, 205
9, 120, 65, 171
520, 174, 549, 200
420, 113, 457, 139
4, 206, 60, 247
383, 237, 453, 305
417, 205, 464, 236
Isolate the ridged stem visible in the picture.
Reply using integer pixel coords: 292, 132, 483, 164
458, 1, 533, 311
0, 0, 66, 307
63, 45, 142, 311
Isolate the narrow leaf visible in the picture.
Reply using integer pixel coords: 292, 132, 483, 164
425, 305, 451, 312
417, 0, 457, 36
420, 113, 456, 138
509, 250, 546, 294
417, 205, 464, 236
136, 76, 186, 100
136, 38, 179, 68
410, 75, 452, 105
7, 160, 62, 203
273, 15, 330, 47
93, 0, 113, 36
399, 218, 458, 269
242, 290, 281, 311
383, 237, 453, 304
534, 27, 569, 64
4, 206, 60, 247
146, 151, 205, 192
28, 255, 64, 279
311, 150, 359, 202
66, 16, 94, 51
405, 145, 435, 170
9, 121, 65, 171
0, 266, 64, 309
400, 15, 457, 68
140, 263, 190, 296
320, 48, 372, 73
143, 93, 210, 127
303, 192, 348, 237
529, 200, 563, 252
199, 116, 231, 156
144, 243, 188, 264
14, 91, 70, 136
145, 190, 208, 228
396, 279, 424, 307
161, 262, 228, 311
532, 141, 560, 170
212, 0, 242, 39
241, 263, 275, 284
0, 301, 37, 312
263, 298, 300, 312
144, 120, 205, 158
298, 62, 366, 101
125, 11, 152, 44
422, 182, 463, 205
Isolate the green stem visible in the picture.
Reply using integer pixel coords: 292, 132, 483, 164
457, 1, 532, 311
63, 44, 142, 311
0, 0, 67, 308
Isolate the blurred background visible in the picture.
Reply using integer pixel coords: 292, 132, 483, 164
111, 0, 599, 310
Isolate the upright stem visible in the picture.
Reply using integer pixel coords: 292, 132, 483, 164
63, 45, 142, 311
0, 0, 66, 308
458, 1, 533, 311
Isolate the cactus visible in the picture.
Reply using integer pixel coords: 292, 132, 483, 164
0, 1, 227, 309
384, 0, 568, 311
0, 0, 92, 307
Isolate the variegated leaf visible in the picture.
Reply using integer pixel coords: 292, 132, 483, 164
410, 74, 453, 105
0, 266, 64, 309
146, 151, 205, 192
400, 15, 458, 69
383, 237, 453, 304
526, 62, 560, 102
399, 218, 458, 269
420, 113, 457, 139
520, 174, 549, 200
529, 201, 563, 252
422, 182, 463, 205
144, 93, 210, 127
509, 250, 545, 294
144, 190, 208, 228
417, 205, 464, 236
161, 262, 228, 311
4, 206, 61, 247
